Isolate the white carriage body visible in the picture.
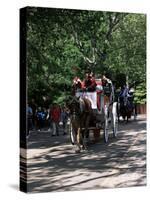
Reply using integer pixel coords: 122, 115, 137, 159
75, 91, 97, 109
75, 90, 112, 111
69, 80, 118, 145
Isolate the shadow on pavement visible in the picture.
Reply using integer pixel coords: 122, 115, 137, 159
25, 115, 146, 193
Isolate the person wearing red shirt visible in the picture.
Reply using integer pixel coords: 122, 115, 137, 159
83, 69, 97, 92
50, 104, 61, 136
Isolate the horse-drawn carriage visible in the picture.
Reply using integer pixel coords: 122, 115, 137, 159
68, 80, 118, 152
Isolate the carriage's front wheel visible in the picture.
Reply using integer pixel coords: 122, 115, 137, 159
69, 122, 76, 145
103, 104, 109, 143
104, 118, 109, 143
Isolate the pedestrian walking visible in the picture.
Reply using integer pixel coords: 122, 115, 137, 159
46, 106, 52, 132
27, 104, 33, 137
30, 99, 37, 130
61, 106, 69, 135
50, 104, 61, 136
36, 107, 47, 131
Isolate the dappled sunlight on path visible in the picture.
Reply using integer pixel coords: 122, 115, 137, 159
24, 115, 146, 193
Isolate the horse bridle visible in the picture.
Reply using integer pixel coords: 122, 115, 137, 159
69, 97, 81, 120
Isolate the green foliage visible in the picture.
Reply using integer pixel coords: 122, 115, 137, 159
134, 82, 146, 104
26, 7, 146, 106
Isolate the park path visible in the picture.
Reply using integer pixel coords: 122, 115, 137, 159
23, 115, 146, 193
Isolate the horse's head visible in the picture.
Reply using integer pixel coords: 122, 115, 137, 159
66, 96, 81, 117
66, 95, 92, 120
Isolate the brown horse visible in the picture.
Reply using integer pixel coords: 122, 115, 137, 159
67, 96, 92, 153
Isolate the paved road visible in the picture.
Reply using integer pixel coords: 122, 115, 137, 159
23, 115, 146, 193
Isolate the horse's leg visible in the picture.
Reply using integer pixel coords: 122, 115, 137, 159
80, 130, 85, 150
126, 116, 128, 123
126, 110, 129, 123
123, 114, 127, 124
75, 127, 81, 153
72, 123, 81, 153
79, 114, 86, 150
83, 115, 90, 150
122, 114, 125, 122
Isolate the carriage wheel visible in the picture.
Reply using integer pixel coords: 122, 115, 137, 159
112, 102, 118, 138
103, 104, 109, 143
69, 122, 76, 145
104, 117, 109, 143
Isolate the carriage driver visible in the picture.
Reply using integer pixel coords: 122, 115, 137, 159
101, 73, 114, 105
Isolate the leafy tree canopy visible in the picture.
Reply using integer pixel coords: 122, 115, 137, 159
26, 7, 146, 106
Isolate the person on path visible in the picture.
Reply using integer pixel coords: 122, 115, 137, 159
27, 104, 33, 137
61, 106, 69, 135
50, 104, 61, 136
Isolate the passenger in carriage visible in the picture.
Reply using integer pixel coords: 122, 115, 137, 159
72, 76, 83, 95
73, 76, 82, 89
83, 68, 97, 92
101, 73, 114, 104
102, 74, 112, 88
